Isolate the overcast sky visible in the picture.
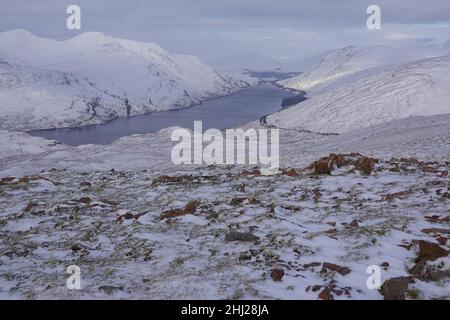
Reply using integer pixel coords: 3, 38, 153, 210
1, 0, 449, 64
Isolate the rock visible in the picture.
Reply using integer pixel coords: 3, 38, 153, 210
24, 201, 35, 212
270, 268, 285, 281
207, 212, 219, 220
357, 156, 375, 175
284, 168, 298, 177
348, 219, 359, 228
318, 288, 334, 300
99, 285, 123, 295
381, 277, 414, 300
117, 212, 135, 222
71, 244, 82, 252
152, 175, 191, 186
303, 262, 321, 269
225, 231, 259, 242
311, 285, 322, 292
239, 252, 252, 261
417, 240, 448, 261
313, 153, 376, 175
160, 200, 201, 219
101, 199, 120, 206
329, 154, 344, 168
437, 236, 448, 245
314, 158, 332, 175
421, 228, 450, 235
380, 261, 390, 271
78, 197, 92, 205
80, 181, 91, 188
249, 197, 260, 205
230, 198, 246, 206
0, 176, 16, 184
440, 171, 449, 177
383, 191, 410, 201
251, 169, 261, 176
414, 268, 450, 282
321, 262, 351, 276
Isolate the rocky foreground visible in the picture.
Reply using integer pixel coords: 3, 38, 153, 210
0, 154, 449, 299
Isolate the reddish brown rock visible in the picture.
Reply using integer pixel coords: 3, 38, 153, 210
318, 288, 334, 300
314, 158, 332, 175
437, 236, 448, 245
270, 268, 285, 282
381, 277, 414, 300
284, 168, 299, 177
357, 156, 375, 175
160, 200, 201, 219
252, 169, 261, 176
321, 262, 351, 276
417, 240, 448, 261
329, 154, 344, 168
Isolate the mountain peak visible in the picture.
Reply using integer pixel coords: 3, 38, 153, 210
68, 32, 110, 43
0, 28, 35, 40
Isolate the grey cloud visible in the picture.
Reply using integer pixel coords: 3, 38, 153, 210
0, 0, 449, 63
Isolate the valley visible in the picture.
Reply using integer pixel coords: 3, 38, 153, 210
0, 30, 449, 301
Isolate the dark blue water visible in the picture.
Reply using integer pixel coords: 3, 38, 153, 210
29, 84, 292, 146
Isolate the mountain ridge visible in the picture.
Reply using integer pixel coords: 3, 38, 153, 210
0, 30, 253, 131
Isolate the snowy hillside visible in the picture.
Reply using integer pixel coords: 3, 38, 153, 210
267, 55, 450, 133
0, 114, 449, 300
0, 29, 252, 131
279, 46, 444, 92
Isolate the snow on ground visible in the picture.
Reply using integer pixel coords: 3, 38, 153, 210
0, 114, 448, 300
0, 154, 448, 299
0, 30, 253, 131
267, 55, 450, 133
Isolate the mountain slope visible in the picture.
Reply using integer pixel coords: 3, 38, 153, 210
0, 29, 252, 130
278, 46, 443, 93
267, 55, 450, 133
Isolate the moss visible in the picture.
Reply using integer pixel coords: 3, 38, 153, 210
405, 288, 423, 300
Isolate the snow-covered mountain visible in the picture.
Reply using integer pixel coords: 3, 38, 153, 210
210, 53, 285, 72
279, 45, 445, 93
0, 29, 252, 131
267, 54, 450, 133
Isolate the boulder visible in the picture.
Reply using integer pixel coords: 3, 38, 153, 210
357, 156, 375, 175
381, 277, 414, 300
417, 240, 448, 261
